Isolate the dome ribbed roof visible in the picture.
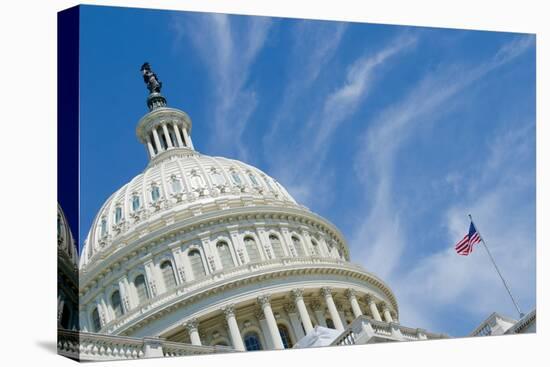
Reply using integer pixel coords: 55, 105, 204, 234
80, 151, 299, 268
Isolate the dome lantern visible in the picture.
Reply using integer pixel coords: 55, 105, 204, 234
137, 63, 195, 162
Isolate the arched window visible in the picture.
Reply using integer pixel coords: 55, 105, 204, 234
311, 239, 321, 256
244, 236, 261, 263
338, 248, 344, 260
132, 195, 141, 211
151, 186, 161, 202
188, 250, 206, 279
269, 234, 285, 258
111, 290, 124, 318
244, 332, 263, 351
217, 241, 235, 269
91, 307, 101, 332
326, 318, 335, 329
114, 207, 122, 224
160, 261, 177, 290
292, 236, 305, 257
278, 324, 292, 349
134, 274, 149, 304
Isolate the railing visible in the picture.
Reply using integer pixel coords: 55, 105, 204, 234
331, 316, 448, 346
57, 329, 235, 361
98, 256, 385, 334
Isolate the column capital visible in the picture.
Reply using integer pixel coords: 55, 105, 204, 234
320, 287, 333, 298
291, 288, 304, 301
284, 302, 296, 314
364, 293, 376, 304
345, 288, 357, 299
222, 304, 236, 319
184, 318, 199, 333
257, 294, 271, 308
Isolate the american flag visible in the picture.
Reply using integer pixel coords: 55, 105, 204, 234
455, 221, 481, 255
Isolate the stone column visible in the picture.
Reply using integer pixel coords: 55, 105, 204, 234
321, 287, 344, 331
346, 289, 363, 318
255, 309, 274, 349
310, 299, 326, 327
182, 128, 194, 149
284, 303, 305, 340
223, 304, 245, 351
257, 295, 284, 349
184, 318, 202, 346
381, 303, 393, 323
162, 123, 174, 148
291, 289, 313, 334
152, 127, 163, 153
365, 294, 382, 321
146, 136, 155, 158
173, 122, 185, 147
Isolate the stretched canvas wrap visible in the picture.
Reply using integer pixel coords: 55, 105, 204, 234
57, 4, 536, 362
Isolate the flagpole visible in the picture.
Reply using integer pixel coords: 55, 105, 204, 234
468, 214, 524, 318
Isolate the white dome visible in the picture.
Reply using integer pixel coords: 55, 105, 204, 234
80, 151, 299, 268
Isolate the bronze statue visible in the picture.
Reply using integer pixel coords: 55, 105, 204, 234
141, 62, 162, 94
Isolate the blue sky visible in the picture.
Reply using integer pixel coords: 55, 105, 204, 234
79, 5, 536, 337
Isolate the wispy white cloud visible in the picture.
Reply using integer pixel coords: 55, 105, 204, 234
349, 35, 535, 332
264, 21, 347, 148
269, 34, 417, 208
174, 14, 272, 160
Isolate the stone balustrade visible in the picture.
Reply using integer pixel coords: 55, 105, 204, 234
57, 329, 235, 361
331, 316, 448, 346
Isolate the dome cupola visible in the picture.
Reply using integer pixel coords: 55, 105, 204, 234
137, 63, 195, 164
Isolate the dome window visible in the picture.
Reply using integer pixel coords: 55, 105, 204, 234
263, 176, 274, 191
248, 173, 259, 186
160, 261, 177, 290
292, 236, 305, 257
114, 207, 123, 224
211, 170, 224, 186
311, 239, 321, 256
230, 170, 242, 185
217, 241, 235, 269
269, 234, 285, 258
91, 307, 101, 332
131, 195, 141, 211
244, 236, 261, 263
188, 250, 206, 279
133, 274, 149, 304
151, 185, 161, 202
170, 176, 183, 193
111, 290, 124, 317
190, 173, 205, 189
99, 218, 107, 237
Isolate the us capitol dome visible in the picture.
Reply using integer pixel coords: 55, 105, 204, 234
66, 63, 447, 359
